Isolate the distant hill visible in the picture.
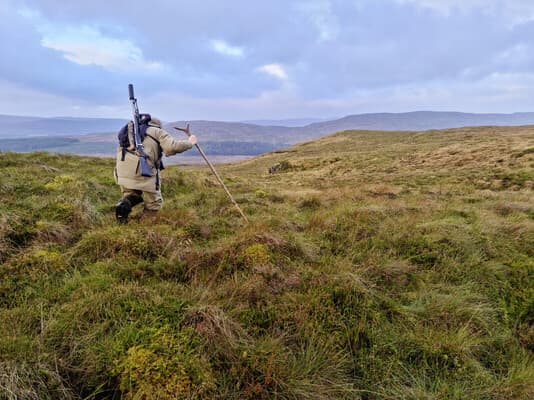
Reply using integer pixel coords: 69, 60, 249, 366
167, 111, 534, 145
300, 111, 534, 136
240, 118, 329, 127
4, 111, 534, 140
0, 114, 126, 138
3, 111, 534, 158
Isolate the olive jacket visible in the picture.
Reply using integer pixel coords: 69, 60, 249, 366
115, 118, 192, 192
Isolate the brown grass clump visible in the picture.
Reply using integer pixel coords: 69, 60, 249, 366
366, 260, 419, 291
185, 304, 249, 353
181, 225, 305, 284
71, 225, 189, 263
33, 220, 73, 245
0, 215, 14, 263
494, 201, 533, 216
366, 184, 403, 198
0, 361, 74, 400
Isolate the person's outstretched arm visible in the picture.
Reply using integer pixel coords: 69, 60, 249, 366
155, 128, 197, 156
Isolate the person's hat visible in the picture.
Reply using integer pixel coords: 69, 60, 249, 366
148, 117, 162, 128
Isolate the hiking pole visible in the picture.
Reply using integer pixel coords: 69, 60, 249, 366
174, 124, 249, 223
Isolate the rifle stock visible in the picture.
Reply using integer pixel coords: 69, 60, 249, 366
138, 155, 153, 177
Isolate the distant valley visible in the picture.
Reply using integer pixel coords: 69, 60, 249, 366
2, 111, 534, 160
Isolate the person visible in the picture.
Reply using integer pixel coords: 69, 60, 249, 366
114, 116, 197, 223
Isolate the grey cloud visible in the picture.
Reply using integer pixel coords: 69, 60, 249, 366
2, 0, 534, 118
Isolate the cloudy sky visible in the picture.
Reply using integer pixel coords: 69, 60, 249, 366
2, 0, 534, 120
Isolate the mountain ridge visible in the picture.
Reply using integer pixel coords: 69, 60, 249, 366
3, 111, 534, 159
4, 111, 534, 140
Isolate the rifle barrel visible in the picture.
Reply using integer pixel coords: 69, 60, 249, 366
128, 84, 152, 177
128, 84, 135, 100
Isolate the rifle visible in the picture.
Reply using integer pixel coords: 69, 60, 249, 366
128, 84, 153, 177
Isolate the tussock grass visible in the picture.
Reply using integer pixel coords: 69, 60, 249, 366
1, 126, 533, 398
0, 360, 74, 400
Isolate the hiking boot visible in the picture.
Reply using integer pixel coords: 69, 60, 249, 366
137, 208, 159, 222
115, 199, 132, 224
125, 192, 144, 207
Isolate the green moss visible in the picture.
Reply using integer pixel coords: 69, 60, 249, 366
44, 174, 78, 191
113, 327, 215, 400
241, 243, 271, 267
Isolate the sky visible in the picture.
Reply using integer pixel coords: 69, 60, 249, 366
1, 0, 534, 120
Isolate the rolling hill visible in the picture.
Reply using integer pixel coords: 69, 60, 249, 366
4, 111, 534, 160
1, 125, 532, 399
3, 110, 534, 141
299, 111, 534, 136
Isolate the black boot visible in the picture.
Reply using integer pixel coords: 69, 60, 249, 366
115, 198, 132, 224
125, 191, 144, 207
115, 191, 143, 224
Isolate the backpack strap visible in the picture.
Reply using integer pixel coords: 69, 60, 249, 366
145, 133, 165, 170
145, 133, 159, 145
118, 128, 164, 171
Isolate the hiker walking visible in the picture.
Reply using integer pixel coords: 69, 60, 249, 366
114, 115, 197, 223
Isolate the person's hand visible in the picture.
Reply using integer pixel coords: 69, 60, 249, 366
188, 135, 198, 145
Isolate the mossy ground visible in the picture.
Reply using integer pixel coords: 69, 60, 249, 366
1, 126, 533, 399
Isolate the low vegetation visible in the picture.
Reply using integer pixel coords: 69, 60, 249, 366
1, 125, 533, 399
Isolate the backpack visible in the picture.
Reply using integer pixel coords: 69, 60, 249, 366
118, 113, 152, 148
117, 114, 164, 170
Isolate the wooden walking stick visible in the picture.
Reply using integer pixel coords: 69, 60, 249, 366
174, 124, 249, 223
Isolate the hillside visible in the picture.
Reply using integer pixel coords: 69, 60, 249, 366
5, 111, 534, 151
241, 118, 329, 127
0, 126, 533, 399
300, 111, 534, 136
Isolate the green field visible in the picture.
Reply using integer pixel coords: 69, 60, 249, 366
1, 125, 533, 399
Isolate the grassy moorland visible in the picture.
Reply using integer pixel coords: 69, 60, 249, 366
0, 125, 533, 399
